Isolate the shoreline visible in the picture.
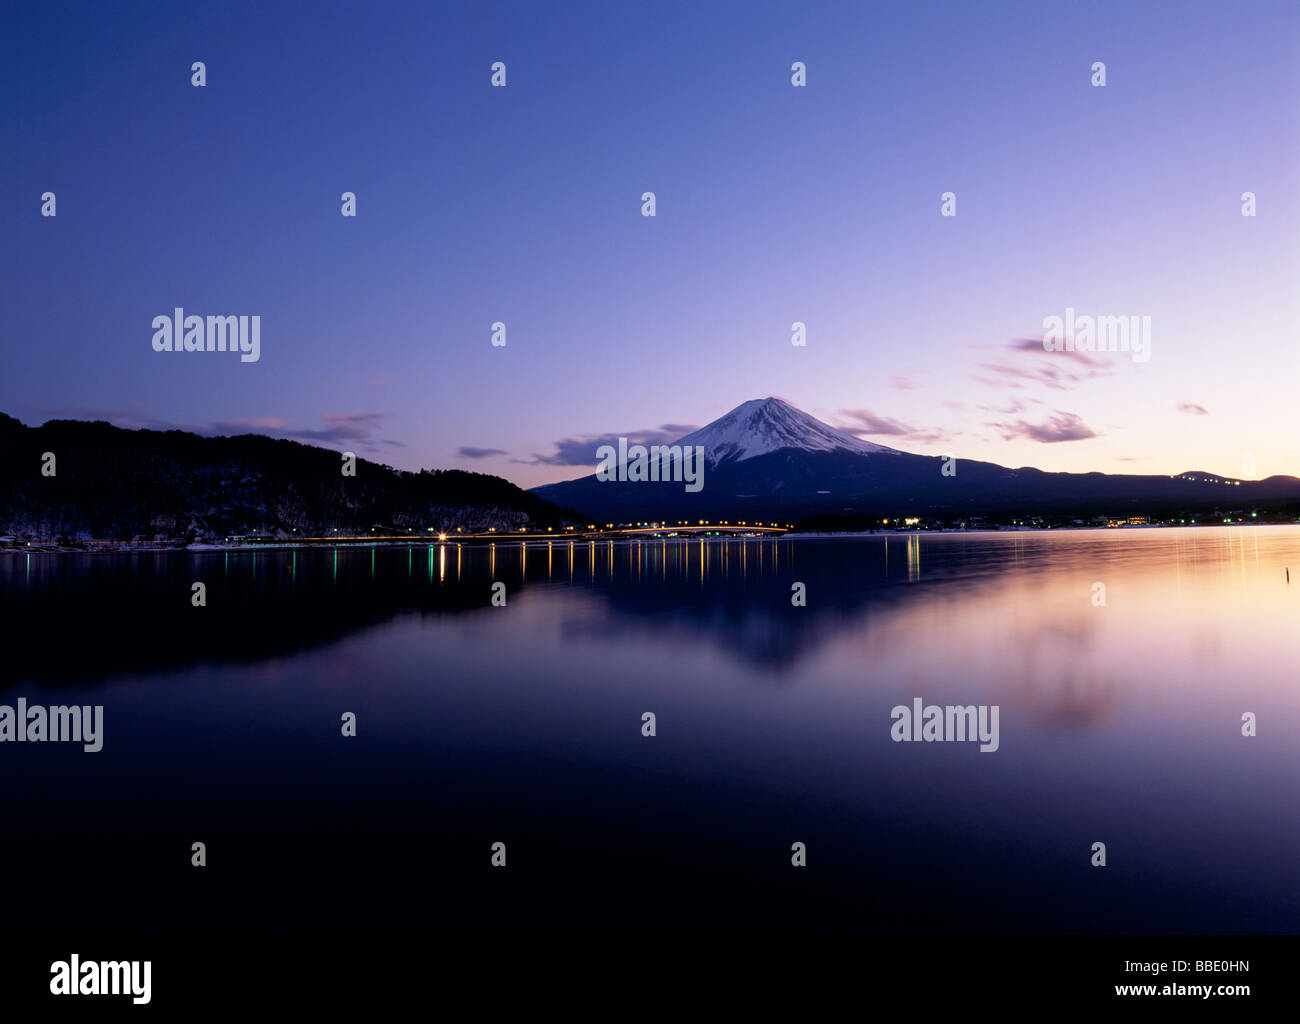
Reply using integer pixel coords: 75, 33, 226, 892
4, 520, 1299, 555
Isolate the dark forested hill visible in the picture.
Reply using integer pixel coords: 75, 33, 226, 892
0, 413, 582, 544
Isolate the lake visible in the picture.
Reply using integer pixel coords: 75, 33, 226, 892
2, 527, 1297, 936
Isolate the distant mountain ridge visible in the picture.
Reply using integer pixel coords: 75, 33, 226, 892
532, 398, 1300, 522
0, 413, 581, 544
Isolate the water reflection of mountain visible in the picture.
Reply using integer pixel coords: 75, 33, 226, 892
550, 536, 990, 672
551, 534, 1137, 675
4, 537, 1115, 696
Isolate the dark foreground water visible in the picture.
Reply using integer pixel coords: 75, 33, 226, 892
2, 527, 1298, 936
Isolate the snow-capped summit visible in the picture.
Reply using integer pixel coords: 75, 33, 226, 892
671, 397, 902, 465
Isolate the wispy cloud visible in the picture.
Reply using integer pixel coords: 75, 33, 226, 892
836, 409, 949, 445
973, 339, 1116, 392
976, 398, 1043, 415
989, 411, 1099, 443
522, 425, 698, 466
23, 405, 404, 450
836, 409, 911, 436
457, 446, 508, 459
1006, 337, 1108, 366
1176, 402, 1208, 416
279, 412, 400, 446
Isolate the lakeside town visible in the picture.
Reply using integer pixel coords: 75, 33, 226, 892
5, 507, 1298, 553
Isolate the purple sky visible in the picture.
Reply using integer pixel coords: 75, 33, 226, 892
4, 0, 1297, 489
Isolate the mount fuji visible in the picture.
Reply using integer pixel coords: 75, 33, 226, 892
670, 397, 902, 465
530, 397, 1300, 524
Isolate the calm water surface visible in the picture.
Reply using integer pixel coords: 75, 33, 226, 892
3, 527, 1298, 935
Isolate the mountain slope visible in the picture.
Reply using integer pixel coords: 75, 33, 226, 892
673, 397, 901, 464
0, 413, 582, 543
531, 398, 1300, 523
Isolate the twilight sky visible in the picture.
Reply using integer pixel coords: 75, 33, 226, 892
3, 0, 1297, 489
